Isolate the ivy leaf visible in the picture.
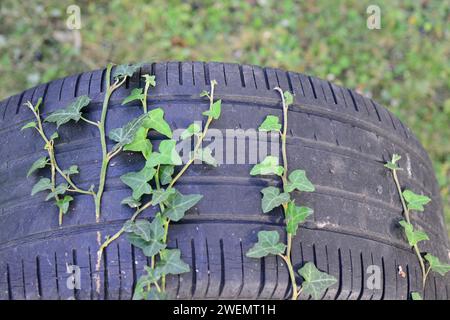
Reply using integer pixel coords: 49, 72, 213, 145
284, 91, 294, 106
133, 268, 164, 300
55, 195, 73, 215
146, 140, 182, 167
21, 121, 36, 131
108, 114, 147, 149
31, 178, 52, 196
285, 169, 315, 193
199, 90, 209, 97
127, 219, 166, 257
45, 183, 69, 201
411, 292, 423, 300
298, 262, 337, 300
113, 63, 143, 79
261, 186, 290, 213
399, 220, 429, 247
181, 123, 201, 140
27, 156, 49, 177
246, 230, 286, 258
159, 165, 174, 185
402, 190, 431, 212
424, 254, 450, 276
122, 88, 144, 105
286, 202, 313, 235
142, 74, 156, 87
45, 95, 91, 128
62, 165, 79, 176
121, 196, 141, 208
49, 132, 59, 141
384, 153, 402, 170
120, 166, 156, 200
259, 115, 281, 132
250, 156, 284, 176
202, 99, 221, 119
156, 249, 190, 275
151, 188, 176, 206
123, 127, 152, 159
163, 190, 203, 222
142, 108, 172, 138
192, 147, 218, 167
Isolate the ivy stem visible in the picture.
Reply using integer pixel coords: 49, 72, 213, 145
274, 87, 299, 300
94, 64, 126, 222
391, 168, 427, 290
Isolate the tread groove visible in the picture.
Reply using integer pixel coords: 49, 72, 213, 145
328, 81, 338, 104
357, 252, 364, 300
190, 238, 197, 297
237, 239, 245, 297
204, 238, 211, 297
15, 91, 25, 114
6, 263, 12, 300
218, 238, 225, 297
348, 89, 359, 112
36, 256, 42, 298
307, 76, 317, 99
88, 247, 93, 300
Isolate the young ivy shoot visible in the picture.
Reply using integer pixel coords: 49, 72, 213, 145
246, 88, 337, 300
385, 154, 450, 300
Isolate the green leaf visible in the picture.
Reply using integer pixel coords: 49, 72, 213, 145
284, 91, 294, 106
258, 115, 281, 132
62, 165, 79, 176
142, 74, 156, 87
120, 166, 156, 200
384, 153, 402, 170
49, 131, 59, 141
163, 190, 203, 222
202, 99, 221, 119
123, 127, 152, 159
286, 202, 313, 235
45, 183, 69, 201
298, 262, 337, 300
246, 230, 286, 258
55, 195, 73, 215
411, 292, 423, 300
122, 88, 144, 105
151, 188, 176, 206
21, 121, 36, 131
250, 156, 284, 176
260, 186, 290, 213
402, 190, 431, 211
181, 123, 201, 140
424, 254, 450, 276
285, 169, 315, 193
192, 147, 217, 167
126, 219, 166, 257
113, 63, 143, 79
33, 97, 43, 112
121, 196, 141, 208
156, 249, 190, 275
146, 140, 182, 167
108, 114, 147, 149
199, 90, 209, 97
27, 156, 49, 177
399, 220, 429, 247
142, 108, 172, 138
31, 178, 52, 196
159, 165, 174, 185
45, 95, 91, 128
133, 266, 164, 300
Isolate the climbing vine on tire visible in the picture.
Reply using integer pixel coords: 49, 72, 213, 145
385, 154, 450, 300
246, 88, 337, 300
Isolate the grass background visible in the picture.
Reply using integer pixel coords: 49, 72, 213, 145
0, 0, 448, 235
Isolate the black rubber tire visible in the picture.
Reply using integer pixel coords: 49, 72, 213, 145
0, 62, 448, 300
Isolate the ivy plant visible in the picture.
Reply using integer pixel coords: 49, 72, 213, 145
246, 88, 336, 300
385, 154, 450, 300
96, 79, 221, 299
24, 63, 145, 225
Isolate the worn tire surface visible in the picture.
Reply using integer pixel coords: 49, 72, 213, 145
0, 62, 448, 300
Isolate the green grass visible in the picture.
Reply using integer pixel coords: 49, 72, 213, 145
0, 0, 448, 235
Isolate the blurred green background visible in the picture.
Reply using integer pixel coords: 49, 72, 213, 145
0, 0, 449, 234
